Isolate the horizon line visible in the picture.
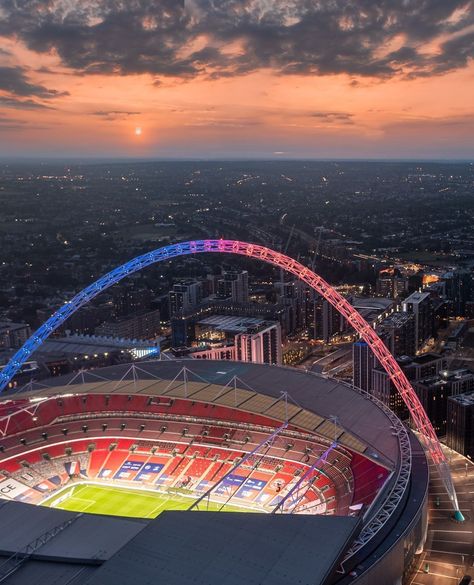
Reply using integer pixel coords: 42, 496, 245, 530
0, 156, 473, 164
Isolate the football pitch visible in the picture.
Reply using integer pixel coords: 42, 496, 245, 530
41, 484, 246, 518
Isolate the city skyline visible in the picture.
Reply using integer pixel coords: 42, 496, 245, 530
0, 0, 473, 159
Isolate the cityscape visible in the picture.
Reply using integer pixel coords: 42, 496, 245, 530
0, 2, 473, 585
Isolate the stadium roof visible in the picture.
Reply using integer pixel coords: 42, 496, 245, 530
82, 511, 361, 585
0, 500, 145, 560
7, 360, 399, 466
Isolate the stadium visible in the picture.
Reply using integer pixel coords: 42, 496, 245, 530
0, 240, 442, 584
0, 360, 428, 584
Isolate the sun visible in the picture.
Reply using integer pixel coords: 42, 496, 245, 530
134, 127, 142, 136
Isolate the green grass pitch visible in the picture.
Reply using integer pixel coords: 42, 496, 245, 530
41, 484, 247, 518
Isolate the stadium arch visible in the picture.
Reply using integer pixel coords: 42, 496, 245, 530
0, 239, 462, 518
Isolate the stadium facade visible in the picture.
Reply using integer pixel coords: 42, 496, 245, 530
0, 360, 428, 585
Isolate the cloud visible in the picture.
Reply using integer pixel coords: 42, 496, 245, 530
92, 109, 141, 120
384, 113, 474, 131
0, 0, 472, 81
0, 66, 68, 110
311, 111, 354, 124
0, 114, 28, 130
0, 66, 67, 98
0, 96, 55, 110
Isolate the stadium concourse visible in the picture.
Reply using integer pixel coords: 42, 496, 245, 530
0, 360, 428, 585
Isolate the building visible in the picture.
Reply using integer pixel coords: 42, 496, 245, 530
62, 304, 113, 335
171, 315, 282, 366
315, 297, 346, 342
352, 340, 375, 392
170, 314, 196, 348
377, 312, 415, 358
172, 344, 236, 361
217, 270, 249, 303
402, 291, 434, 351
194, 315, 267, 344
414, 369, 474, 435
445, 321, 468, 351
277, 279, 313, 333
168, 281, 202, 318
169, 300, 293, 349
113, 286, 152, 317
96, 308, 161, 340
403, 353, 447, 381
444, 269, 473, 317
0, 321, 31, 349
375, 267, 407, 299
371, 368, 409, 420
370, 354, 446, 421
447, 391, 474, 459
39, 334, 160, 361
236, 321, 282, 365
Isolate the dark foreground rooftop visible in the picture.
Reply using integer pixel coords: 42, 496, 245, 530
83, 512, 361, 585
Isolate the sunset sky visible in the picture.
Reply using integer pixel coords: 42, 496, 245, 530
0, 0, 473, 159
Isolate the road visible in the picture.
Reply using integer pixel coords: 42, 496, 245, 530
409, 447, 474, 585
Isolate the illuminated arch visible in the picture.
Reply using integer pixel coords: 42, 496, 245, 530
0, 239, 461, 514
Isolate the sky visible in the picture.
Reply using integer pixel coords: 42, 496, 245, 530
0, 0, 473, 159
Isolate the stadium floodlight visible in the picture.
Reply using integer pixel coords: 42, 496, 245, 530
0, 239, 463, 520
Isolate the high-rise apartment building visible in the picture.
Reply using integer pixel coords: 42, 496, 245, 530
168, 281, 202, 318
371, 368, 409, 420
402, 291, 434, 351
414, 369, 474, 436
444, 269, 473, 317
352, 340, 375, 392
315, 297, 346, 342
217, 270, 249, 303
377, 312, 416, 357
113, 286, 152, 318
446, 391, 474, 458
376, 268, 408, 299
236, 322, 282, 365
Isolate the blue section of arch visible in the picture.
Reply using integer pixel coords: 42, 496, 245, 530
0, 240, 209, 391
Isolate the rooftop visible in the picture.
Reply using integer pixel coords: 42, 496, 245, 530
403, 291, 431, 303
449, 390, 474, 406
196, 315, 275, 333
83, 512, 361, 585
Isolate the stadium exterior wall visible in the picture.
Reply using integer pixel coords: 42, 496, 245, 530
349, 433, 429, 585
